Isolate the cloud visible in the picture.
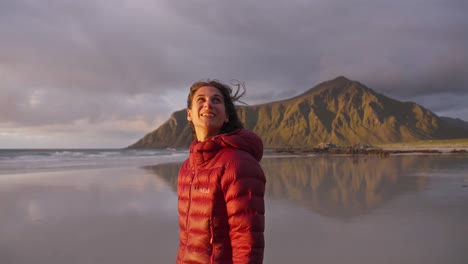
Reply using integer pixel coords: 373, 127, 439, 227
165, 0, 468, 96
0, 0, 467, 147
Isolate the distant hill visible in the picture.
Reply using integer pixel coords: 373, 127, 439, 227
439, 116, 468, 134
128, 76, 468, 148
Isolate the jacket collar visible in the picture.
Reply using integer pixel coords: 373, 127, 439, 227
188, 129, 263, 167
189, 138, 222, 166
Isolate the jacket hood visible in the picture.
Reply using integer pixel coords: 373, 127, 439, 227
189, 129, 264, 166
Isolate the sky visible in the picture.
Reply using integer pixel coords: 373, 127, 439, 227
1, 0, 467, 148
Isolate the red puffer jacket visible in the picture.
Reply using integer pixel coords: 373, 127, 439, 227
176, 129, 266, 264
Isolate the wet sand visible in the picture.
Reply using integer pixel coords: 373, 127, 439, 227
1, 154, 468, 264
0, 167, 179, 264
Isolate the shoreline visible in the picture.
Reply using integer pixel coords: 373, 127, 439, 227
271, 145, 468, 156
2, 144, 467, 176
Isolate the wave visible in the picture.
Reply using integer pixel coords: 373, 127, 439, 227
0, 149, 189, 174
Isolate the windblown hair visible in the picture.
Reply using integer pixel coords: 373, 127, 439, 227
187, 79, 246, 140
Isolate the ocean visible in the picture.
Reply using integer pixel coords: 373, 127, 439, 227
0, 149, 189, 175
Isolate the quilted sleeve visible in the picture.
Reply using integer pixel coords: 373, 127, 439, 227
221, 158, 266, 264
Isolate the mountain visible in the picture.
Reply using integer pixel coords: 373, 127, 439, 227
128, 76, 468, 148
439, 116, 468, 134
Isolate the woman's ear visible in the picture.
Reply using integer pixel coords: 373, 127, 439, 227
187, 109, 192, 121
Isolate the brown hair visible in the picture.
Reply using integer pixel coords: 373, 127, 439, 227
187, 79, 245, 140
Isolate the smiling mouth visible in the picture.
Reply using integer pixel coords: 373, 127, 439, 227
201, 113, 215, 117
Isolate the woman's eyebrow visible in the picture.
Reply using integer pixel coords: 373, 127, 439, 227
195, 94, 223, 98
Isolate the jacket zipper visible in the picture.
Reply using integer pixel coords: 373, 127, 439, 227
209, 218, 215, 264
182, 170, 196, 262
186, 170, 196, 230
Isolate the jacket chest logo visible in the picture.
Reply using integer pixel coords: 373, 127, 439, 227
194, 186, 210, 193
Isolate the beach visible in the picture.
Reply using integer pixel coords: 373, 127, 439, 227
1, 150, 468, 264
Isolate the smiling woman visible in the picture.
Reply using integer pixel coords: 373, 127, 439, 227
186, 80, 246, 141
177, 80, 266, 264
187, 86, 229, 141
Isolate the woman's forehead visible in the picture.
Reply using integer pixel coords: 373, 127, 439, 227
194, 86, 223, 97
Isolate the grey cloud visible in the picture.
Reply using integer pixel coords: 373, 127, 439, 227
0, 0, 188, 94
0, 83, 172, 127
167, 0, 468, 97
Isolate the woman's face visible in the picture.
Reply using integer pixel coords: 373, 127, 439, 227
187, 86, 228, 141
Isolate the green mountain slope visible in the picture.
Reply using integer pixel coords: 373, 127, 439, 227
128, 76, 468, 148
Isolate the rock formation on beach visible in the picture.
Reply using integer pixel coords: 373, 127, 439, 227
128, 76, 468, 149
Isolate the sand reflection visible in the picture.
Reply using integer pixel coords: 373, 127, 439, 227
1, 155, 466, 264
261, 155, 429, 219
147, 155, 432, 219
146, 154, 468, 264
0, 167, 179, 264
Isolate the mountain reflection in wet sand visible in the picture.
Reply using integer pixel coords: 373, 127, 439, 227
147, 155, 430, 219
146, 154, 468, 264
261, 156, 429, 219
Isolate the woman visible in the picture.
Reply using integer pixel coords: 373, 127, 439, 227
176, 80, 266, 264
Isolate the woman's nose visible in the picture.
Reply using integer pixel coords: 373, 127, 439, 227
204, 99, 213, 108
